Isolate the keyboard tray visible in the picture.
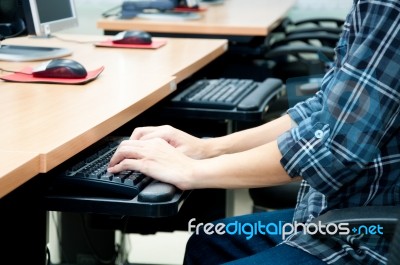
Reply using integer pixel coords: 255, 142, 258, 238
165, 78, 284, 121
44, 136, 189, 218
45, 190, 189, 218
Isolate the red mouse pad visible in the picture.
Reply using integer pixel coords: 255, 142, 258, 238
95, 38, 167, 49
173, 6, 208, 12
0, 66, 105, 85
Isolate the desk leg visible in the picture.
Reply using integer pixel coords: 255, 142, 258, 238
0, 176, 48, 264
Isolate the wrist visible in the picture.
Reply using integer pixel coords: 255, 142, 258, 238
176, 159, 204, 190
188, 159, 213, 189
201, 137, 227, 158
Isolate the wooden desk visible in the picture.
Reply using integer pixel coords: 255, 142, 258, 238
2, 35, 228, 83
0, 152, 40, 198
0, 34, 227, 265
97, 0, 296, 37
0, 35, 227, 197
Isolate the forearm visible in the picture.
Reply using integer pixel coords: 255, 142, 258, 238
201, 114, 293, 158
188, 139, 301, 190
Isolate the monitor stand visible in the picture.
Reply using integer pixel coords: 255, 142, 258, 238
0, 44, 72, 62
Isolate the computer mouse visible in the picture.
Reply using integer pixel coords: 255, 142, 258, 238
112, 30, 152, 45
32, 59, 88, 79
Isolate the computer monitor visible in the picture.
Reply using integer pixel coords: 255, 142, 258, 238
23, 0, 78, 37
0, 0, 78, 62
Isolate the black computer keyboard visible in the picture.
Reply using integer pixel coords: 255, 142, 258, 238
170, 78, 282, 111
50, 137, 177, 202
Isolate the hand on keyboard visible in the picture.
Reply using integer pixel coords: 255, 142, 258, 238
130, 125, 207, 159
51, 137, 179, 202
108, 137, 195, 191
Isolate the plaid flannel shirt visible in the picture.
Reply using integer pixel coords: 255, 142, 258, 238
277, 0, 400, 264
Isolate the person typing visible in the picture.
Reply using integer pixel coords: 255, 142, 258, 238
108, 0, 400, 264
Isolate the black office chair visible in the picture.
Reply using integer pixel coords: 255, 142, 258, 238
259, 17, 342, 83
284, 17, 344, 35
262, 28, 338, 82
267, 17, 344, 44
314, 206, 400, 238
266, 17, 343, 49
263, 44, 334, 82
313, 205, 400, 264
202, 16, 342, 82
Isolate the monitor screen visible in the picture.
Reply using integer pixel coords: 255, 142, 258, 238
23, 0, 78, 37
0, 0, 78, 61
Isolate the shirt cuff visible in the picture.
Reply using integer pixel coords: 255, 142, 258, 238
286, 90, 324, 124
277, 120, 353, 195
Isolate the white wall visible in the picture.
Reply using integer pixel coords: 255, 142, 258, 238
295, 0, 350, 10
289, 0, 352, 20
64, 0, 123, 35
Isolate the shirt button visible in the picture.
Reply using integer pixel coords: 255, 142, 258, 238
315, 130, 324, 139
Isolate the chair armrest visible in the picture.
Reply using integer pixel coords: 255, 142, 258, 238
313, 206, 400, 238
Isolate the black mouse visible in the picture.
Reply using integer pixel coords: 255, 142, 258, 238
32, 58, 88, 79
112, 30, 152, 45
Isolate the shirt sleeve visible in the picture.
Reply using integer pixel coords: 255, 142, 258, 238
277, 1, 400, 197
286, 71, 332, 124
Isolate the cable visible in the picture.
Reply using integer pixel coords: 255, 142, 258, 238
102, 5, 122, 18
1, 18, 27, 39
115, 216, 132, 265
0, 18, 27, 49
50, 34, 100, 44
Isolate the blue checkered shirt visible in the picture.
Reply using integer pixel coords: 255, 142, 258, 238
277, 0, 400, 264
